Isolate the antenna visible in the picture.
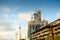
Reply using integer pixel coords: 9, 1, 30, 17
16, 32, 18, 40
19, 24, 21, 40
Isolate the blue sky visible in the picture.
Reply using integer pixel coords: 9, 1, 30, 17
0, 0, 60, 40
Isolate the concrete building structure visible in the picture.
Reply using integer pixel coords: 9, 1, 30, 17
31, 19, 60, 40
21, 39, 25, 40
28, 10, 48, 40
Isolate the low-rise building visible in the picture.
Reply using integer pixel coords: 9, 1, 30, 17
31, 19, 60, 40
20, 39, 25, 40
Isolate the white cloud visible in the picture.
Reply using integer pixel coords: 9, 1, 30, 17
0, 19, 17, 32
16, 12, 33, 39
0, 32, 15, 40
56, 12, 60, 18
17, 12, 33, 21
0, 7, 20, 12
11, 14, 16, 17
0, 12, 33, 40
0, 7, 10, 12
0, 14, 19, 31
8, 19, 18, 24
3, 14, 8, 18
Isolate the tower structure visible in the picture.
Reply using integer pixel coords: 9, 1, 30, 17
34, 10, 41, 21
28, 10, 48, 40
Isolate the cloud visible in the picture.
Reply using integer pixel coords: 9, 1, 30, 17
0, 14, 20, 32
16, 12, 33, 39
56, 12, 60, 18
0, 22, 13, 32
0, 32, 15, 40
0, 12, 33, 40
0, 7, 10, 12
17, 12, 33, 21
0, 18, 19, 32
2, 14, 8, 18
0, 7, 20, 12
11, 14, 16, 17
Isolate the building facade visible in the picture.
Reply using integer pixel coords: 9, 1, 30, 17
28, 10, 48, 40
31, 19, 60, 40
